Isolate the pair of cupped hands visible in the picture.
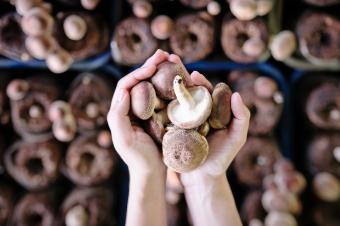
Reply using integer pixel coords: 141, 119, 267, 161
107, 49, 250, 187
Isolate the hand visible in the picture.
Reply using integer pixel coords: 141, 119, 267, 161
167, 55, 251, 187
107, 50, 169, 177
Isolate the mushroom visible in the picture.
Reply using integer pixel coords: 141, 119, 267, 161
207, 1, 221, 16
254, 76, 278, 99
264, 211, 297, 226
65, 205, 89, 226
261, 189, 301, 214
52, 115, 77, 142
209, 83, 232, 129
46, 49, 74, 74
97, 130, 112, 148
167, 76, 212, 129
249, 219, 264, 226
256, 0, 273, 16
162, 128, 209, 173
130, 81, 165, 120
313, 172, 339, 202
63, 15, 88, 41
165, 169, 183, 204
270, 31, 297, 61
15, 0, 42, 16
242, 38, 266, 58
198, 121, 210, 137
151, 15, 174, 40
6, 79, 29, 101
151, 62, 190, 100
133, 0, 153, 19
49, 101, 72, 122
81, 0, 101, 10
145, 109, 169, 144
25, 35, 55, 60
274, 172, 306, 195
230, 0, 257, 21
21, 7, 54, 37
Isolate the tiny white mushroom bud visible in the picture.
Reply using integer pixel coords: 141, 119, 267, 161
207, 1, 221, 16
81, 0, 101, 10
65, 205, 88, 226
86, 102, 99, 118
63, 15, 88, 41
151, 15, 174, 40
6, 79, 29, 101
242, 38, 266, 57
256, 0, 273, 16
29, 105, 43, 118
133, 1, 153, 19
330, 108, 340, 121
270, 30, 297, 61
46, 49, 74, 74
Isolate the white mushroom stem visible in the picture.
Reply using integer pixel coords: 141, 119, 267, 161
173, 76, 195, 109
29, 105, 43, 118
330, 108, 340, 121
86, 102, 99, 118
65, 205, 89, 226
273, 91, 284, 104
333, 146, 340, 163
207, 1, 221, 16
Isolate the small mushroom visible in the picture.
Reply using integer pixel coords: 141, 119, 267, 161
145, 109, 169, 144
207, 1, 221, 16
242, 38, 266, 58
6, 79, 29, 101
65, 205, 89, 226
162, 128, 209, 173
49, 101, 72, 122
264, 211, 297, 226
85, 102, 99, 119
63, 15, 88, 41
262, 189, 300, 213
334, 146, 340, 163
29, 104, 43, 118
15, 0, 42, 16
21, 7, 54, 36
151, 62, 190, 100
230, 0, 257, 21
167, 76, 212, 129
274, 171, 306, 195
97, 130, 112, 148
131, 81, 165, 120
256, 0, 273, 16
53, 115, 77, 142
270, 31, 297, 61
198, 121, 210, 137
249, 219, 264, 226
313, 172, 339, 202
133, 0, 153, 19
151, 15, 174, 40
254, 76, 278, 99
209, 83, 232, 129
25, 35, 55, 60
81, 0, 101, 10
46, 49, 74, 74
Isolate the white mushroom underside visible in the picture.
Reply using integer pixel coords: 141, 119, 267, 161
168, 87, 212, 129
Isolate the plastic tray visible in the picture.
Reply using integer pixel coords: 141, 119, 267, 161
0, 0, 120, 71
0, 65, 128, 226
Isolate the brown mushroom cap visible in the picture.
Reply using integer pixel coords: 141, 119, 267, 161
46, 49, 74, 74
167, 76, 212, 129
151, 62, 190, 100
131, 81, 160, 120
133, 0, 153, 18
162, 128, 209, 173
21, 7, 54, 36
145, 109, 169, 144
151, 15, 174, 40
209, 83, 232, 129
63, 15, 88, 41
25, 35, 55, 60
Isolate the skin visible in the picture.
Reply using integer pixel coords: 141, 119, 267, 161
107, 49, 250, 226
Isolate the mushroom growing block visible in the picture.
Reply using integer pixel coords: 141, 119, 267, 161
167, 76, 212, 129
162, 128, 209, 173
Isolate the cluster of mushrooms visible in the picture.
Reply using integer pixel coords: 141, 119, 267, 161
130, 62, 232, 172
7, 0, 101, 73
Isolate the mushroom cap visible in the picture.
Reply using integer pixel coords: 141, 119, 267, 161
63, 15, 88, 41
133, 0, 153, 18
162, 128, 209, 173
21, 7, 54, 36
15, 0, 42, 16
151, 62, 190, 100
46, 49, 73, 74
254, 76, 278, 99
25, 35, 55, 60
230, 0, 257, 21
131, 81, 157, 120
151, 15, 174, 40
270, 30, 297, 61
256, 0, 273, 16
168, 86, 212, 129
209, 83, 232, 129
242, 38, 266, 57
65, 205, 88, 226
81, 0, 101, 10
207, 1, 221, 16
6, 79, 29, 101
264, 211, 297, 226
313, 172, 340, 202
145, 109, 169, 144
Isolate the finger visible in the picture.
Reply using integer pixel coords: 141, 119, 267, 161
111, 65, 156, 105
228, 92, 251, 148
107, 89, 134, 145
168, 54, 194, 86
190, 71, 213, 92
143, 49, 169, 67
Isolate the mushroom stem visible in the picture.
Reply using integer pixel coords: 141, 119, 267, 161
173, 76, 195, 109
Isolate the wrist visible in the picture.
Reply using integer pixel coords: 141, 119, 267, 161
129, 166, 166, 186
181, 172, 227, 190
